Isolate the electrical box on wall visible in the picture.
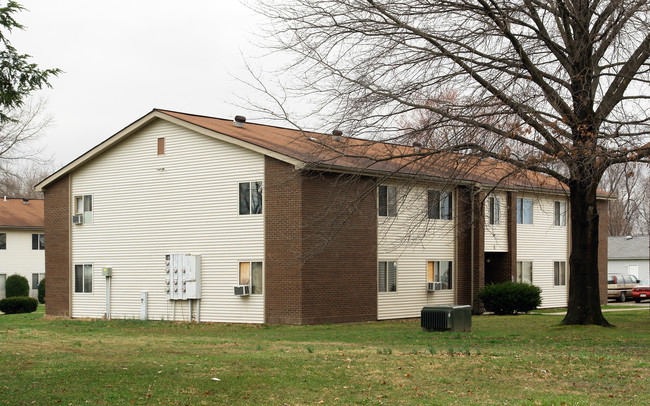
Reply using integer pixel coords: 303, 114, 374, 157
165, 254, 201, 300
102, 267, 112, 277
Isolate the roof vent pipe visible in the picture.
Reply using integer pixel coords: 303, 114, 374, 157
22, 198, 29, 204
234, 115, 246, 128
3, 196, 6, 202
413, 141, 423, 152
332, 129, 343, 141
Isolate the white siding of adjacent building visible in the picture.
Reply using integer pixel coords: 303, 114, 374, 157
377, 183, 456, 320
516, 194, 569, 308
70, 119, 265, 323
0, 229, 45, 299
484, 192, 508, 252
608, 260, 650, 281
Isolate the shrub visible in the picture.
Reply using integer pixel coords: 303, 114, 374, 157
6, 274, 29, 298
37, 277, 45, 304
0, 296, 38, 314
478, 282, 542, 315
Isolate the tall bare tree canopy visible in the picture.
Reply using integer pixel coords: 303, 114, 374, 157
257, 0, 650, 325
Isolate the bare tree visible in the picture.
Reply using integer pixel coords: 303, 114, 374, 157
256, 0, 650, 325
602, 164, 649, 236
0, 99, 53, 198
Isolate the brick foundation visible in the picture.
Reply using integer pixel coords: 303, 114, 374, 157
43, 175, 70, 317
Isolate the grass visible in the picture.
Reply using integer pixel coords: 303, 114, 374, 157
0, 306, 648, 405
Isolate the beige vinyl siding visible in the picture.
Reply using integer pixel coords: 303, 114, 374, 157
378, 183, 455, 320
0, 229, 45, 299
70, 119, 265, 323
484, 192, 508, 252
516, 194, 569, 308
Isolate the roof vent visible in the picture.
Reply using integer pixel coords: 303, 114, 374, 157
332, 129, 343, 141
22, 198, 29, 204
625, 235, 633, 240
413, 142, 423, 152
233, 115, 246, 128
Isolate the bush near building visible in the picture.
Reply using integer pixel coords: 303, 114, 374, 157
479, 282, 542, 315
6, 274, 29, 298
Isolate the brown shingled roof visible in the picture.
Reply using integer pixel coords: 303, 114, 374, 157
159, 110, 570, 194
0, 198, 44, 229
36, 108, 610, 198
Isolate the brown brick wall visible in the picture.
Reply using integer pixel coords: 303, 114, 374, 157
264, 157, 378, 324
456, 185, 484, 313
300, 171, 377, 324
597, 199, 608, 304
506, 192, 517, 281
264, 157, 304, 324
43, 175, 70, 317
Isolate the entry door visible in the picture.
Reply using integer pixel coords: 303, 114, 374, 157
0, 274, 6, 299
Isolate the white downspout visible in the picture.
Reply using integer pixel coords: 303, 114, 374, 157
105, 275, 111, 319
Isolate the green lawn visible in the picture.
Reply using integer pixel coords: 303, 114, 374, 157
1, 306, 648, 405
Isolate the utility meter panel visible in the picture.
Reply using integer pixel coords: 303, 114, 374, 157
165, 254, 201, 300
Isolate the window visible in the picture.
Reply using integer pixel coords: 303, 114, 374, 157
74, 264, 93, 293
488, 196, 500, 225
74, 195, 93, 224
428, 190, 452, 220
157, 137, 165, 155
427, 261, 453, 290
554, 261, 566, 286
31, 273, 45, 290
516, 198, 533, 224
32, 233, 45, 250
378, 185, 397, 217
0, 233, 5, 249
517, 261, 533, 284
239, 261, 263, 294
378, 261, 397, 292
239, 182, 263, 215
554, 201, 567, 226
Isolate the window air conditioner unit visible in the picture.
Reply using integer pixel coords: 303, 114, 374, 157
72, 214, 84, 224
234, 285, 250, 296
427, 282, 443, 291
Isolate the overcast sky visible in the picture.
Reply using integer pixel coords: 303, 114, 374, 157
12, 1, 272, 168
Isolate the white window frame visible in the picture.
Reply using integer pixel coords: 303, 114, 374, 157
516, 198, 533, 224
32, 233, 45, 250
378, 261, 397, 293
238, 261, 263, 294
517, 261, 533, 284
74, 263, 93, 293
378, 185, 397, 217
427, 260, 453, 290
427, 190, 453, 220
488, 196, 500, 225
238, 181, 263, 215
554, 261, 567, 286
554, 201, 567, 226
74, 195, 93, 224
31, 273, 45, 290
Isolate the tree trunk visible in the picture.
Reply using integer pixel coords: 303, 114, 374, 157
561, 180, 612, 326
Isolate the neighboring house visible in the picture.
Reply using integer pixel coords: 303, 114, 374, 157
0, 197, 45, 299
35, 109, 609, 324
608, 235, 650, 281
